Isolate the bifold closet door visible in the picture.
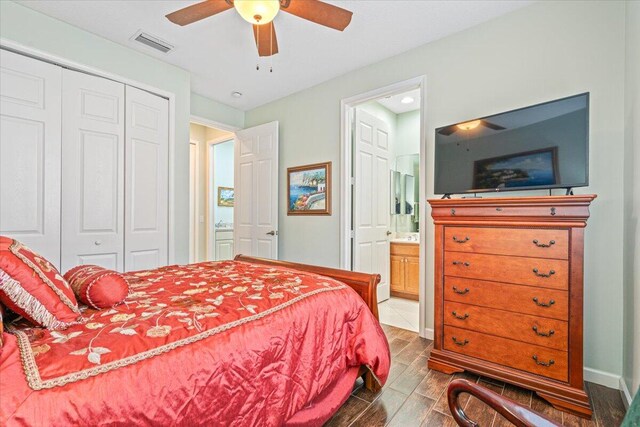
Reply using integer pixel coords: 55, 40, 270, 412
124, 85, 169, 271
0, 49, 62, 266
61, 69, 125, 273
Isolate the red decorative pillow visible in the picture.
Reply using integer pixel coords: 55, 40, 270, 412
64, 265, 129, 309
0, 236, 81, 330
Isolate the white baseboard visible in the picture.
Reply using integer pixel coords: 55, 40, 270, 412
583, 367, 621, 389
423, 327, 434, 340
620, 377, 633, 409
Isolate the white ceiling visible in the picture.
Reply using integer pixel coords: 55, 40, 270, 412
19, 0, 532, 111
377, 88, 421, 114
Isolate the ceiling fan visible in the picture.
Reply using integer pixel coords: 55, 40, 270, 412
166, 0, 353, 57
437, 119, 507, 136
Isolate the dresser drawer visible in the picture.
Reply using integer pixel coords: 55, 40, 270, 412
444, 277, 568, 321
444, 252, 568, 289
444, 227, 568, 260
444, 326, 568, 382
444, 301, 568, 350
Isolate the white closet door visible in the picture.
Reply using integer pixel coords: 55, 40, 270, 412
0, 49, 62, 266
124, 85, 169, 271
61, 69, 125, 272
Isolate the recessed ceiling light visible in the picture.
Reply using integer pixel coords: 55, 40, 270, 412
401, 96, 414, 104
231, 91, 243, 98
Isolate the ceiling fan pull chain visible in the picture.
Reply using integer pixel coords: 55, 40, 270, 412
270, 24, 274, 73
256, 24, 261, 71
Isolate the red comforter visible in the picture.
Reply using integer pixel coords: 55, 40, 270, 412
0, 261, 390, 426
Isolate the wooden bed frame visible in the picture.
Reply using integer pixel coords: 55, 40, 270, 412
234, 255, 382, 392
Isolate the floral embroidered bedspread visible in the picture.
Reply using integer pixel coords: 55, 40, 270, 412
0, 261, 390, 426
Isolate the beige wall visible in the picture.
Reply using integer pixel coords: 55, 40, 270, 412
623, 0, 640, 400
246, 1, 626, 380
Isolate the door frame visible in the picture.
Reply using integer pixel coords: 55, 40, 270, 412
205, 135, 236, 260
339, 75, 429, 338
190, 115, 240, 261
189, 140, 199, 263
1, 38, 179, 264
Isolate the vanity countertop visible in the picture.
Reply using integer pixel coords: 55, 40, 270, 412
215, 228, 234, 233
390, 238, 419, 245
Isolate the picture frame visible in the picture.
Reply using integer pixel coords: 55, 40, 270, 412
217, 187, 234, 207
287, 162, 332, 216
472, 147, 559, 190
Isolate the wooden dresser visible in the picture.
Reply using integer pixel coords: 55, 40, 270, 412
427, 195, 596, 418
390, 242, 419, 300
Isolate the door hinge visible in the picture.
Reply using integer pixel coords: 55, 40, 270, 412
350, 230, 355, 239
350, 177, 355, 186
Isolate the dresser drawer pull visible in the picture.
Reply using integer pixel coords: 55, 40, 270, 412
452, 261, 470, 267
532, 326, 555, 337
451, 311, 469, 320
452, 236, 470, 243
532, 239, 555, 248
532, 268, 555, 278
532, 297, 555, 307
452, 286, 469, 295
532, 355, 555, 367
452, 337, 469, 346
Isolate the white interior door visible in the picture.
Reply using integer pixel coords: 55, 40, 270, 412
234, 121, 278, 259
124, 85, 169, 271
0, 49, 62, 267
61, 69, 125, 272
353, 109, 391, 302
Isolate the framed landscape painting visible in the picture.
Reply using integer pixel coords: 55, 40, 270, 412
217, 187, 234, 207
287, 162, 331, 216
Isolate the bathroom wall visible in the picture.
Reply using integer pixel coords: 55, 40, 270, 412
213, 140, 235, 226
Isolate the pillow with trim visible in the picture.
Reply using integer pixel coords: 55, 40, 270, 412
64, 265, 129, 309
0, 236, 81, 330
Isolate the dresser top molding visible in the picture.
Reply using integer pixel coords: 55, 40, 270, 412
428, 195, 597, 227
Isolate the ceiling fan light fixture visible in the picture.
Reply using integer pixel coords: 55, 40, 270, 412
457, 120, 481, 131
234, 0, 280, 25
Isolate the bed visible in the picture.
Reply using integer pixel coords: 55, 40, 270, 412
0, 255, 390, 426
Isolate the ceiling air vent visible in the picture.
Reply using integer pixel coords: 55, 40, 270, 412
131, 31, 174, 54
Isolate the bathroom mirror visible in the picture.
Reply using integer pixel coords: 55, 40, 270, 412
391, 170, 402, 214
404, 175, 415, 215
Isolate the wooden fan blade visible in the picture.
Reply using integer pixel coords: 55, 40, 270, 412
166, 0, 232, 26
482, 121, 507, 131
282, 0, 353, 31
438, 125, 458, 136
253, 22, 279, 57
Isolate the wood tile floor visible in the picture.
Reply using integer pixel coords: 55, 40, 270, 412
325, 324, 627, 427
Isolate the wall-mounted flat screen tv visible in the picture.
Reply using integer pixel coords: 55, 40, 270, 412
434, 93, 589, 195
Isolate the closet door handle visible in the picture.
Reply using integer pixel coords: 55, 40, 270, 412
94, 240, 102, 246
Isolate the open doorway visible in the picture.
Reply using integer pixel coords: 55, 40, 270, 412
341, 78, 426, 335
189, 120, 235, 263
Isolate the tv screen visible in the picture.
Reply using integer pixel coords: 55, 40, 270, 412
434, 93, 589, 195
